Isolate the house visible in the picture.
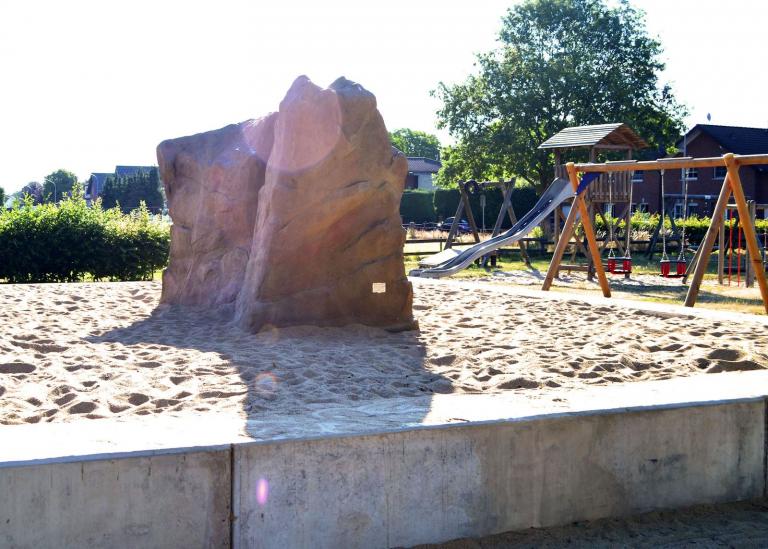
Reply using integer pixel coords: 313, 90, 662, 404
633, 125, 768, 218
404, 157, 441, 190
86, 165, 157, 203
85, 173, 112, 202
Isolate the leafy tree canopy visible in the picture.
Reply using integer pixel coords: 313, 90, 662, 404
389, 128, 441, 160
434, 0, 686, 191
101, 168, 163, 213
21, 181, 44, 205
0, 186, 5, 208
43, 169, 78, 203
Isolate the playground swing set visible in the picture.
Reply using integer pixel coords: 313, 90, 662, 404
542, 152, 768, 314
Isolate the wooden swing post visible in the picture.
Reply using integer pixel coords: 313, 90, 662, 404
542, 191, 580, 291
542, 163, 611, 297
684, 174, 732, 307
444, 182, 481, 249
490, 180, 531, 267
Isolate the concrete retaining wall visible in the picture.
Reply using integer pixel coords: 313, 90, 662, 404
1, 449, 231, 549
234, 401, 765, 548
1, 393, 766, 548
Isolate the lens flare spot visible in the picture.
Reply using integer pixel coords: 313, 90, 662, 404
254, 372, 279, 400
256, 477, 269, 506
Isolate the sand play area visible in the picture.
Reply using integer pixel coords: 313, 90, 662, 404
1, 279, 767, 426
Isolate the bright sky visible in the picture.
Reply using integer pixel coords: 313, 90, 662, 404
1, 0, 767, 193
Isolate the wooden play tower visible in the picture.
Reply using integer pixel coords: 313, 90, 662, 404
539, 123, 647, 278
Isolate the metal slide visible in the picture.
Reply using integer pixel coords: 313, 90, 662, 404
409, 178, 574, 278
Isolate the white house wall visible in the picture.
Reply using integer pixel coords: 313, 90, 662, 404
417, 173, 435, 190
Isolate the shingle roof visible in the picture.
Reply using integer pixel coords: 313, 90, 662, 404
407, 157, 442, 174
688, 124, 768, 156
538, 123, 647, 150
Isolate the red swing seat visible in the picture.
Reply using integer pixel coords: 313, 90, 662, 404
660, 258, 686, 278
607, 256, 632, 274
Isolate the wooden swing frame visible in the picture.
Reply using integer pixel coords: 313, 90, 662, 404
542, 153, 768, 314
444, 179, 532, 267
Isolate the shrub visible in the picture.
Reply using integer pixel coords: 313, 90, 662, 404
0, 187, 170, 283
433, 188, 460, 222
591, 212, 768, 245
400, 190, 436, 223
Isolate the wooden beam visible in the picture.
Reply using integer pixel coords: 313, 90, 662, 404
591, 144, 635, 150
547, 163, 611, 297
542, 198, 580, 291
574, 153, 768, 173
718, 214, 725, 285
444, 190, 467, 249
460, 186, 481, 244
577, 198, 612, 295
682, 235, 705, 285
490, 182, 513, 236
722, 153, 768, 313
747, 200, 756, 288
490, 181, 530, 266
684, 175, 732, 307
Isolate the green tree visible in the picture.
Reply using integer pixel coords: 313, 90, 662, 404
389, 128, 441, 160
43, 169, 78, 203
101, 168, 163, 213
99, 176, 122, 210
434, 0, 686, 191
0, 186, 5, 208
20, 181, 44, 205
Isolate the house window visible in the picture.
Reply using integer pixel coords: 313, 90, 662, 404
684, 168, 698, 180
673, 202, 684, 218
713, 166, 727, 180
604, 203, 615, 217
634, 202, 648, 214
631, 170, 644, 183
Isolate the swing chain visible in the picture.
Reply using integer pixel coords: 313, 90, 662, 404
678, 166, 689, 261
607, 172, 615, 258
626, 168, 634, 260
660, 169, 668, 261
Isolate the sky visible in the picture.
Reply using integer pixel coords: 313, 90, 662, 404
1, 0, 767, 194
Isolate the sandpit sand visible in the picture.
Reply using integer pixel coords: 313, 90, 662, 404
1, 280, 767, 425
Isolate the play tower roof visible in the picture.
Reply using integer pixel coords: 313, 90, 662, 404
538, 123, 647, 151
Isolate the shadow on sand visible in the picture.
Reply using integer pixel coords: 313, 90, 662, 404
86, 304, 447, 439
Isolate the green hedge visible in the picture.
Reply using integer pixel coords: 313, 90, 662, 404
400, 190, 436, 223
593, 213, 768, 244
0, 189, 170, 283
